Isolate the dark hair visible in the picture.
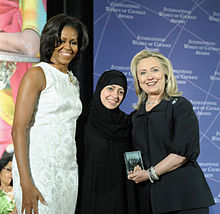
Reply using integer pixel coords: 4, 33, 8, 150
0, 156, 13, 185
0, 156, 12, 172
40, 13, 89, 70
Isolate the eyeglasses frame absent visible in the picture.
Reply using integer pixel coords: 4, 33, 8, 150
3, 167, 12, 173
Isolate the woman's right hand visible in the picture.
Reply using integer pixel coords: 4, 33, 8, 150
11, 67, 47, 214
128, 165, 149, 183
21, 183, 47, 214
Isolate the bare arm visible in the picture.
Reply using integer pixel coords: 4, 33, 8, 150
154, 153, 187, 175
128, 153, 187, 183
0, 29, 40, 56
11, 66, 46, 213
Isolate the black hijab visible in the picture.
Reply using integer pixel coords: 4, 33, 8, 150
88, 70, 130, 142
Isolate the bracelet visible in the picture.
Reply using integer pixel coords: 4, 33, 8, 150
150, 166, 159, 181
147, 168, 154, 183
147, 166, 159, 183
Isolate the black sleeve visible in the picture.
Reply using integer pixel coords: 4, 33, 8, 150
171, 97, 200, 161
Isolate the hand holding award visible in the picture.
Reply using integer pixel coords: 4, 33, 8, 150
124, 150, 144, 175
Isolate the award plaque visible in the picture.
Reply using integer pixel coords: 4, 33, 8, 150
124, 150, 144, 175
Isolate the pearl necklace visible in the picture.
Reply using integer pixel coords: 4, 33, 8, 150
146, 99, 160, 105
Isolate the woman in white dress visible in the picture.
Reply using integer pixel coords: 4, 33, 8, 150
11, 14, 89, 214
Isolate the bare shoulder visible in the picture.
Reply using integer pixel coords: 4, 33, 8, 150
24, 65, 45, 79
21, 65, 46, 91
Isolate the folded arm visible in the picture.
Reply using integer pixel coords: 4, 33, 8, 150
128, 153, 187, 183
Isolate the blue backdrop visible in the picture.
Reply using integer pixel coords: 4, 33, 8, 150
94, 0, 220, 213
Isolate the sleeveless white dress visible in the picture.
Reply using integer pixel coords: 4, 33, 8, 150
12, 62, 82, 214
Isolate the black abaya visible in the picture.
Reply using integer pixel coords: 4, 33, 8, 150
80, 120, 137, 214
78, 70, 138, 214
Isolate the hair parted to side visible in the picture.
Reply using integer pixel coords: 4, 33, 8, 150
0, 156, 13, 185
130, 49, 182, 110
0, 156, 12, 172
40, 13, 89, 70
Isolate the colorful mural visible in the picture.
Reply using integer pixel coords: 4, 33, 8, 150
0, 0, 47, 158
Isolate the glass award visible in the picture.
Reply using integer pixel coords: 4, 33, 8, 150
124, 150, 144, 175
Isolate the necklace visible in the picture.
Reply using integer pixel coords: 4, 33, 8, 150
146, 99, 160, 105
67, 70, 78, 86
67, 70, 74, 83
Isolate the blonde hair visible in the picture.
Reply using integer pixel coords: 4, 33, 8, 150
130, 50, 182, 109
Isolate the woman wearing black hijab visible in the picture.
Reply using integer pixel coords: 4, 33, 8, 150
79, 70, 137, 214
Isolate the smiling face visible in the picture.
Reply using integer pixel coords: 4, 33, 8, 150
0, 161, 12, 186
137, 57, 166, 98
100, 84, 125, 109
50, 26, 78, 72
